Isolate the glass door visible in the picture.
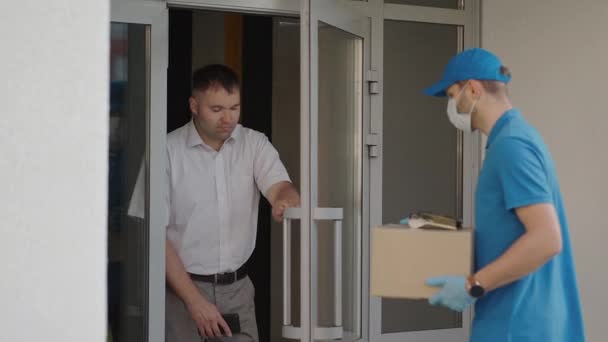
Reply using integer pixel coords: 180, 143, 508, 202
369, 2, 478, 341
310, 2, 369, 341
281, 1, 369, 341
376, 19, 468, 342
108, 1, 167, 342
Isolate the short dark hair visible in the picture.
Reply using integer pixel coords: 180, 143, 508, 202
480, 66, 511, 95
191, 64, 240, 95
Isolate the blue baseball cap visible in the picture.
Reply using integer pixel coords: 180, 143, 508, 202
424, 48, 511, 97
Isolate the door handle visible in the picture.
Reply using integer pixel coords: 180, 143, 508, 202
282, 208, 302, 340
281, 207, 345, 341
313, 208, 344, 340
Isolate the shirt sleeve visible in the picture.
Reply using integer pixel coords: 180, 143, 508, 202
253, 134, 291, 197
494, 137, 553, 210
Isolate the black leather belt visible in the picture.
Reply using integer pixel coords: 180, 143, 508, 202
189, 264, 247, 285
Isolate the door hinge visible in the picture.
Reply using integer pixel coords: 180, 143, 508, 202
366, 69, 381, 95
366, 133, 380, 158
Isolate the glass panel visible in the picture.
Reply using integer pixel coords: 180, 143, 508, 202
108, 22, 149, 342
317, 22, 363, 339
382, 19, 461, 333
271, 17, 302, 342
385, 0, 462, 10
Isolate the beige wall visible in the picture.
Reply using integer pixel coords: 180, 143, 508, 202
482, 1, 608, 340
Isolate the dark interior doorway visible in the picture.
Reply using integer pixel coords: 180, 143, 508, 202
167, 9, 275, 342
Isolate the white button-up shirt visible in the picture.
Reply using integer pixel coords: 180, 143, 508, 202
129, 120, 290, 275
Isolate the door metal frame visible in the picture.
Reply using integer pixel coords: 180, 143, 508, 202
110, 1, 168, 341
300, 2, 312, 341
164, 1, 371, 341
167, 0, 299, 16
114, 0, 481, 341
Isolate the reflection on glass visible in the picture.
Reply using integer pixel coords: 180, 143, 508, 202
270, 16, 303, 340
317, 22, 363, 339
385, 0, 462, 9
382, 19, 462, 333
108, 22, 149, 342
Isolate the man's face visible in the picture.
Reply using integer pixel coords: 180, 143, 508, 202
190, 86, 241, 144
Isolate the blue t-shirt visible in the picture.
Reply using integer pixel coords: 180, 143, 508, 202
472, 109, 585, 342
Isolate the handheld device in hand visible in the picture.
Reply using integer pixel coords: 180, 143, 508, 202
221, 313, 241, 335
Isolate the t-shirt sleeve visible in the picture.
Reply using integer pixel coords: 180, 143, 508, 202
253, 134, 291, 197
494, 138, 553, 210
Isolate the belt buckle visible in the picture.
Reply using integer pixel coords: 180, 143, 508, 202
214, 271, 238, 285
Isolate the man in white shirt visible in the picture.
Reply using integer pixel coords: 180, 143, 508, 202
133, 64, 300, 341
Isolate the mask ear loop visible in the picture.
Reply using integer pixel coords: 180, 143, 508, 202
464, 81, 482, 115
468, 97, 479, 115
454, 81, 469, 100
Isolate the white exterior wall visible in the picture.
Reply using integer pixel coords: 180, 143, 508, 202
482, 1, 608, 340
0, 0, 109, 341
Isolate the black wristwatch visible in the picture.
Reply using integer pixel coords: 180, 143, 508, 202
467, 275, 486, 298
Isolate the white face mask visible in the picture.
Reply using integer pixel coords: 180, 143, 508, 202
446, 83, 477, 132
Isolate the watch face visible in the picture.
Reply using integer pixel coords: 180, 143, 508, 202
470, 285, 485, 298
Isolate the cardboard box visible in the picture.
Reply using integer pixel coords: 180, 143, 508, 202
371, 224, 472, 299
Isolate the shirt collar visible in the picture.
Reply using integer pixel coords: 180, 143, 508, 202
186, 119, 242, 149
486, 108, 520, 149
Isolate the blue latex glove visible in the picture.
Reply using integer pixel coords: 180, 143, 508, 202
426, 275, 476, 312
